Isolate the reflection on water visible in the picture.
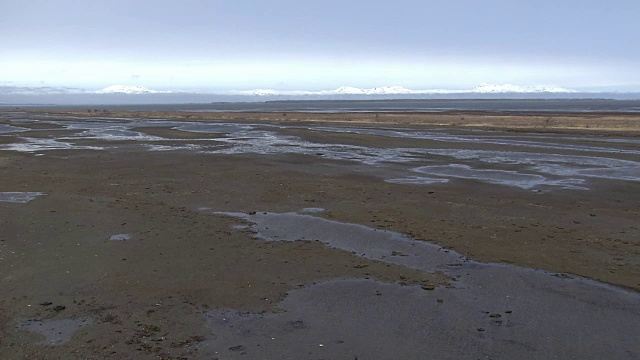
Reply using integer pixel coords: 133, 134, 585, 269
389, 164, 587, 190
0, 192, 45, 203
199, 210, 640, 359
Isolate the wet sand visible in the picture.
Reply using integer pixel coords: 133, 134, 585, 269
0, 110, 639, 359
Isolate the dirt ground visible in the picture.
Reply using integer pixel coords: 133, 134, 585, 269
33, 108, 640, 134
0, 110, 639, 359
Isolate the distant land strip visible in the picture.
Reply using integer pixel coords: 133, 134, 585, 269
19, 109, 640, 135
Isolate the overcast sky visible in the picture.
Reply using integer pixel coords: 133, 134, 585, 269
2, 0, 639, 91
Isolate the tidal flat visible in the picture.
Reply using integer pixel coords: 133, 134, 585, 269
1, 109, 638, 359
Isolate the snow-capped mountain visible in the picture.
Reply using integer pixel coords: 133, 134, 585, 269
95, 85, 160, 94
329, 86, 415, 95
232, 86, 418, 96
230, 84, 576, 96
472, 83, 577, 93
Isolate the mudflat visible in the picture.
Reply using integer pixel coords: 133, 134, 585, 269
1, 109, 639, 359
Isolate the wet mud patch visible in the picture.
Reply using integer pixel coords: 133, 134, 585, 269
144, 139, 228, 151
0, 136, 27, 145
272, 126, 440, 149
0, 124, 29, 134
0, 192, 45, 203
18, 317, 93, 346
200, 278, 640, 359
6, 122, 66, 130
390, 164, 588, 190
208, 210, 467, 273
202, 210, 640, 359
109, 233, 131, 241
132, 126, 228, 139
12, 129, 85, 139
0, 138, 103, 152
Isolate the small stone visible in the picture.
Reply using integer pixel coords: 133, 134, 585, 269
489, 313, 502, 318
505, 310, 513, 314
53, 305, 66, 312
477, 327, 486, 332
437, 298, 444, 303
40, 301, 53, 306
421, 284, 435, 291
229, 345, 245, 352
288, 320, 305, 329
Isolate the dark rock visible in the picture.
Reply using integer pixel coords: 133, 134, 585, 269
53, 305, 66, 312
229, 345, 245, 351
288, 320, 305, 329
40, 301, 53, 306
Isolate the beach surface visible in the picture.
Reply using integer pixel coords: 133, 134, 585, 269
1, 109, 639, 359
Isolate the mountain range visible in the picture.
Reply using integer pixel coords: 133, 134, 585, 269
88, 83, 578, 96
228, 84, 577, 96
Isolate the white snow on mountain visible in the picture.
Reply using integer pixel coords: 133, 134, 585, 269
228, 84, 576, 96
95, 85, 162, 94
326, 86, 415, 95
471, 83, 577, 93
1, 83, 577, 97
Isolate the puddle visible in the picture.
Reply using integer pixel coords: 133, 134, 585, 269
428, 149, 640, 182
205, 210, 466, 272
1, 138, 103, 152
18, 317, 93, 346
0, 192, 45, 203
0, 124, 29, 134
386, 176, 450, 185
109, 234, 131, 241
397, 164, 588, 190
301, 207, 325, 213
199, 278, 640, 359
307, 125, 640, 155
199, 210, 640, 359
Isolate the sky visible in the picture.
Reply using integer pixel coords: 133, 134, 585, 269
1, 0, 639, 92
